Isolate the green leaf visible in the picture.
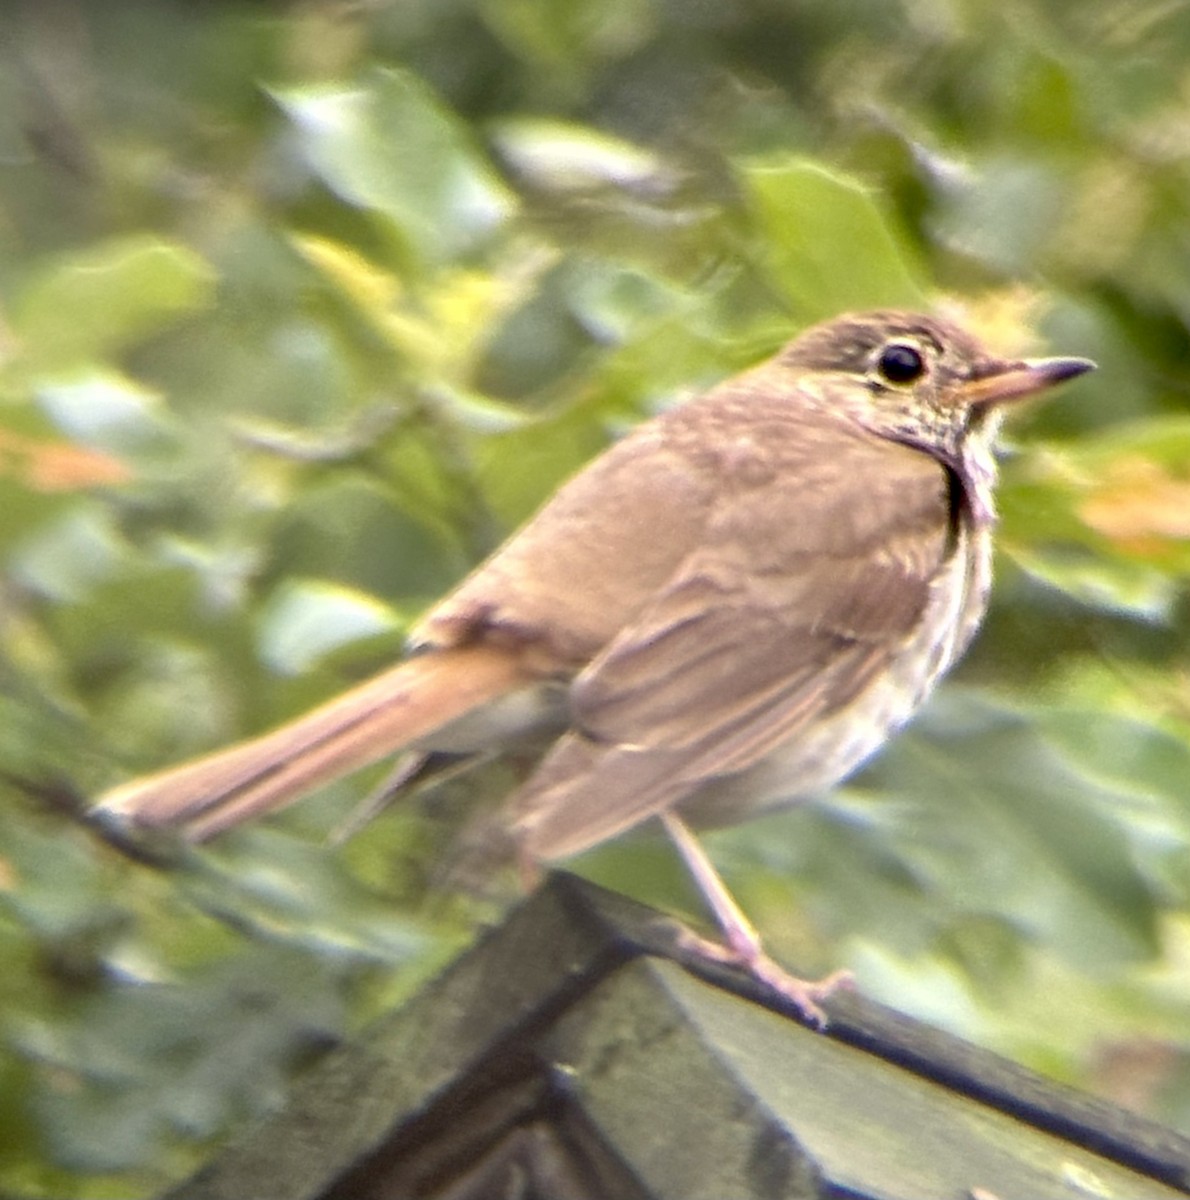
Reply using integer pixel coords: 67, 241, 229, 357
10, 506, 130, 604
1081, 416, 1190, 468
472, 401, 612, 527
272, 473, 465, 601
1005, 541, 1176, 622
1036, 709, 1190, 902
256, 579, 400, 676
35, 370, 169, 453
12, 237, 216, 373
740, 158, 927, 320
866, 690, 1162, 968
20, 944, 352, 1172
932, 153, 1066, 276
481, 0, 653, 70
274, 70, 516, 264
998, 417, 1190, 618
491, 117, 680, 198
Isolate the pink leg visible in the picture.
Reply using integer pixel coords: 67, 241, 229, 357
661, 812, 852, 1028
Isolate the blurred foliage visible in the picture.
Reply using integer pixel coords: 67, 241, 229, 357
1, 0, 1190, 1193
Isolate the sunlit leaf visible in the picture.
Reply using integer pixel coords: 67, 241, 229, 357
932, 153, 1067, 275
491, 117, 681, 197
12, 237, 216, 372
290, 233, 403, 329
256, 579, 400, 675
1006, 542, 1176, 622
35, 370, 168, 453
275, 70, 516, 264
740, 158, 927, 319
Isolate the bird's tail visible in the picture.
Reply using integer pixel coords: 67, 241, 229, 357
93, 643, 529, 841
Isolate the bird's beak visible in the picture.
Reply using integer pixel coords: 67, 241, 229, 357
961, 356, 1096, 409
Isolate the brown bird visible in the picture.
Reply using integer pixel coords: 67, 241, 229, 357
94, 309, 1093, 1025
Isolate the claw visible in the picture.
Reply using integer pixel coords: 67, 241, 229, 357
675, 925, 853, 1027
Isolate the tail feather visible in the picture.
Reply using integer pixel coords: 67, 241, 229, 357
94, 643, 529, 840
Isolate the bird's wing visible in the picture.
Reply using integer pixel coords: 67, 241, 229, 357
514, 430, 956, 861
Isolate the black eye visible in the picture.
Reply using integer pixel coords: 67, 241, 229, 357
876, 342, 926, 385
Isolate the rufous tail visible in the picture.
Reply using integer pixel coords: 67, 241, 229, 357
93, 643, 529, 841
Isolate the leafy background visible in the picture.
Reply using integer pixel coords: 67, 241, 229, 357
1, 0, 1190, 1193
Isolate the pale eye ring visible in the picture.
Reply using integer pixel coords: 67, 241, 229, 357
876, 341, 927, 385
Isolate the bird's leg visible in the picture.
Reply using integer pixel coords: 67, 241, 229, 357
660, 811, 852, 1028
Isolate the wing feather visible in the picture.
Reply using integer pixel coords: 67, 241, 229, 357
515, 432, 956, 861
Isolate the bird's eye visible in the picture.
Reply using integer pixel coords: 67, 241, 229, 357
876, 342, 927, 385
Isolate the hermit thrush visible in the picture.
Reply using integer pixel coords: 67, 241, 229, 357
95, 309, 1093, 1024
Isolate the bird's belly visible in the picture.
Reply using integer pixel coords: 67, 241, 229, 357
678, 530, 990, 827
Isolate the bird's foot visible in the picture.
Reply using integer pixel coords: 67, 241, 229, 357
658, 812, 853, 1027
674, 925, 853, 1029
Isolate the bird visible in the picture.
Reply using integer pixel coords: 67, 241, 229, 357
93, 308, 1094, 1025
